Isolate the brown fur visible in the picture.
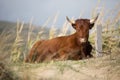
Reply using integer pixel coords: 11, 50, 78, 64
25, 18, 95, 63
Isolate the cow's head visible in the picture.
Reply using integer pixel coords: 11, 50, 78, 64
67, 15, 99, 43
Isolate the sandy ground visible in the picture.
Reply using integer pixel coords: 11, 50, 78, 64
12, 53, 120, 80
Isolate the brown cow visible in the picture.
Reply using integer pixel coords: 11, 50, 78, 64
25, 15, 98, 63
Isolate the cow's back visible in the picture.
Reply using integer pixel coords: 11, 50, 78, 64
36, 36, 70, 55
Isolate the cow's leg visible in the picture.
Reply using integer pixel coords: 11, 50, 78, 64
25, 40, 44, 63
66, 49, 83, 60
80, 43, 90, 59
67, 42, 93, 60
81, 47, 87, 59
53, 47, 82, 60
35, 53, 46, 63
82, 41, 93, 59
52, 48, 71, 60
86, 41, 93, 58
55, 50, 67, 60
35, 49, 53, 62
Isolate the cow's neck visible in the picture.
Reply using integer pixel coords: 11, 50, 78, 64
72, 33, 88, 46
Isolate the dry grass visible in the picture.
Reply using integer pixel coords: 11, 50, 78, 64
0, 6, 120, 80
9, 50, 120, 80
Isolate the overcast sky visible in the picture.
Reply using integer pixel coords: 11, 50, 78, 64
0, 0, 119, 27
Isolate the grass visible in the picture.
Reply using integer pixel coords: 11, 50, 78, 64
0, 6, 120, 80
8, 51, 120, 80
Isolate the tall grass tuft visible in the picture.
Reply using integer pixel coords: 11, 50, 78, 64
0, 30, 14, 61
49, 13, 58, 39
10, 20, 24, 62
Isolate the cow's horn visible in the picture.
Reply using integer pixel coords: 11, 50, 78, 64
90, 13, 99, 24
66, 16, 75, 24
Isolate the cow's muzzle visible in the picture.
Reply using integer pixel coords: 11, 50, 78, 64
79, 38, 87, 43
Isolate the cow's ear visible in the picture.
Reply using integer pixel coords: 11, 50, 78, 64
72, 23, 76, 29
89, 23, 94, 29
66, 16, 76, 29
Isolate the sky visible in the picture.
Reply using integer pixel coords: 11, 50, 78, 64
0, 0, 120, 27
